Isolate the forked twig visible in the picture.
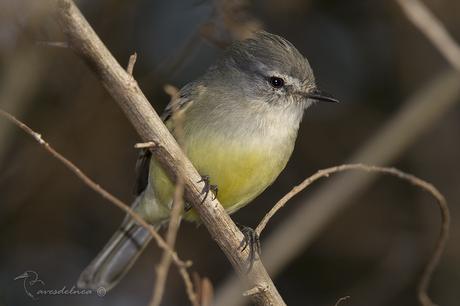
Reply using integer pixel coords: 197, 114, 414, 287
256, 164, 449, 306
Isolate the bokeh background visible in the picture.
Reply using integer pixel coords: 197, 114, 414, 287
1, 0, 459, 305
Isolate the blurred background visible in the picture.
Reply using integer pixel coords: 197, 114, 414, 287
0, 0, 459, 305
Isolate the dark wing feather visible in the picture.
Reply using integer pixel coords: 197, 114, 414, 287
161, 81, 197, 122
133, 82, 197, 196
134, 148, 152, 196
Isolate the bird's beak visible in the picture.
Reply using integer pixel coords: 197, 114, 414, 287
306, 88, 339, 103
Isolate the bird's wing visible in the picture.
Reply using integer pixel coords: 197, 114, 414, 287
133, 81, 198, 196
160, 81, 197, 122
133, 148, 152, 196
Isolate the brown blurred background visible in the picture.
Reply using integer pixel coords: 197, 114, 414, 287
1, 0, 459, 305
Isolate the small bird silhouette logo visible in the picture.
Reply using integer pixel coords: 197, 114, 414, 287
14, 270, 45, 300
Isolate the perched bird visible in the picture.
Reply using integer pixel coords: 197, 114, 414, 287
78, 31, 338, 291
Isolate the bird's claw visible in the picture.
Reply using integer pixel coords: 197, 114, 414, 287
198, 175, 218, 204
237, 223, 261, 273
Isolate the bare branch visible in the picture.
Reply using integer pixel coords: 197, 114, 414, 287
54, 1, 284, 304
0, 109, 198, 304
256, 163, 449, 306
395, 0, 460, 71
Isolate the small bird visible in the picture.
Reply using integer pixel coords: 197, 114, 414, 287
78, 31, 338, 291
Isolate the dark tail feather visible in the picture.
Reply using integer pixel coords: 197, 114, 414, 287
77, 220, 154, 291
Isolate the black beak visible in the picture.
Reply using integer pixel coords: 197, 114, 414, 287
306, 89, 339, 103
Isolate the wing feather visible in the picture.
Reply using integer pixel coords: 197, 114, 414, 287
133, 81, 199, 196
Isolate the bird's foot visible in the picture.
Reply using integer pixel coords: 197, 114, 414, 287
198, 175, 218, 204
237, 223, 261, 273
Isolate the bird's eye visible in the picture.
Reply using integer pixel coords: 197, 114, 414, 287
269, 76, 284, 88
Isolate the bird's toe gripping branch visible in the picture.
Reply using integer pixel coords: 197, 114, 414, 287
198, 175, 218, 203
238, 223, 261, 273
185, 175, 218, 212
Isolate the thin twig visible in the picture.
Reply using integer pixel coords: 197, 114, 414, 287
150, 87, 196, 306
126, 52, 138, 75
0, 109, 198, 304
256, 164, 449, 306
150, 177, 188, 306
395, 0, 460, 71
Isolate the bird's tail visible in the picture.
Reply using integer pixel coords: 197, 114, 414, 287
77, 218, 156, 291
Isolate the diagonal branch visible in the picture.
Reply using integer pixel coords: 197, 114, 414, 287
54, 0, 284, 305
0, 109, 198, 305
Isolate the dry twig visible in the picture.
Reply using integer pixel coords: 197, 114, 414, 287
0, 109, 198, 305
150, 86, 192, 306
126, 52, 137, 75
256, 164, 449, 306
54, 1, 284, 304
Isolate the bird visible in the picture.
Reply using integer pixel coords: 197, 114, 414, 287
77, 31, 338, 291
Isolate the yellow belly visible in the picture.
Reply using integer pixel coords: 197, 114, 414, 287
149, 134, 292, 222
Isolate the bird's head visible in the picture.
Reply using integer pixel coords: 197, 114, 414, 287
212, 31, 338, 111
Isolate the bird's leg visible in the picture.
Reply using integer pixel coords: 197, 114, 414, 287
237, 223, 261, 273
197, 175, 218, 204
185, 175, 218, 212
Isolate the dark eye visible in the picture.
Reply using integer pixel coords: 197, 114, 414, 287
269, 76, 284, 88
